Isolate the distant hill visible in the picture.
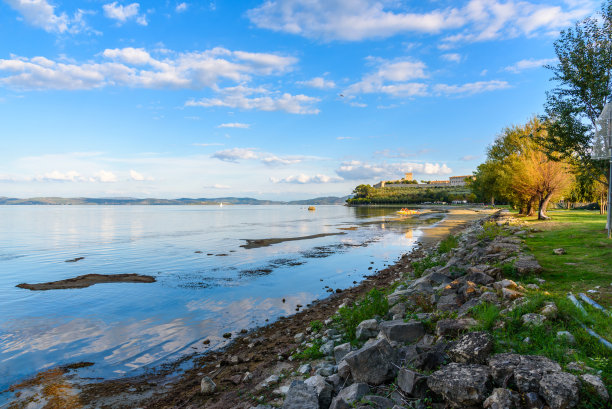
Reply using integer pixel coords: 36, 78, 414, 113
0, 196, 350, 206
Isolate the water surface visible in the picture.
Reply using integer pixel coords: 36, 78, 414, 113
0, 205, 429, 395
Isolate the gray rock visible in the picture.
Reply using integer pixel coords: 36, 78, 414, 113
200, 376, 216, 395
379, 320, 425, 344
320, 340, 335, 356
427, 363, 493, 407
355, 319, 379, 341
556, 331, 575, 344
526, 283, 540, 290
580, 374, 609, 401
361, 395, 395, 409
447, 331, 493, 364
541, 302, 558, 318
255, 374, 280, 391
502, 287, 523, 300
389, 302, 407, 317
521, 313, 545, 326
294, 333, 305, 343
480, 292, 499, 304
435, 318, 477, 337
397, 368, 427, 397
464, 271, 495, 286
337, 360, 350, 379
333, 342, 351, 363
315, 363, 336, 377
304, 374, 333, 409
513, 355, 562, 393
329, 383, 370, 409
298, 363, 311, 375
436, 293, 461, 311
514, 255, 542, 275
343, 338, 398, 385
552, 248, 566, 255
539, 372, 580, 409
282, 381, 319, 409
457, 298, 482, 317
493, 279, 517, 290
483, 388, 518, 409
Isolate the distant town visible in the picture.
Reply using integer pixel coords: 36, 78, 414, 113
373, 172, 474, 188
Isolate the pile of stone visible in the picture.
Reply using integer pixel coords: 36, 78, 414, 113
239, 211, 608, 409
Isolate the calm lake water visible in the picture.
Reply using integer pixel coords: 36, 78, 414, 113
0, 205, 432, 395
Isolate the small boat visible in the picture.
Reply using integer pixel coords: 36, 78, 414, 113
219, 202, 223, 208
308, 206, 316, 211
397, 208, 418, 215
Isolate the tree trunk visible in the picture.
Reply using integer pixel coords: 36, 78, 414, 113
538, 193, 554, 220
526, 197, 537, 217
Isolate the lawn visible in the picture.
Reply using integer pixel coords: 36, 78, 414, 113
518, 209, 612, 308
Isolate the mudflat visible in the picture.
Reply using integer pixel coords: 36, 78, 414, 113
17, 273, 156, 290
240, 232, 346, 249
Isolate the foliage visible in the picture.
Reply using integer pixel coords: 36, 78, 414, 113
292, 338, 324, 360
411, 254, 442, 278
334, 288, 389, 343
538, 0, 611, 189
352, 184, 375, 199
309, 320, 323, 333
477, 221, 506, 241
438, 234, 459, 254
470, 302, 501, 331
346, 185, 473, 205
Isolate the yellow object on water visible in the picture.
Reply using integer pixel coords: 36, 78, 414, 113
308, 206, 316, 211
397, 208, 419, 215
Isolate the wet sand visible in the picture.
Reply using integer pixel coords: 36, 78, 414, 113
17, 273, 156, 291
6, 207, 494, 409
240, 232, 346, 249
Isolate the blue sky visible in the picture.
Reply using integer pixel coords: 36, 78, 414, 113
0, 0, 598, 200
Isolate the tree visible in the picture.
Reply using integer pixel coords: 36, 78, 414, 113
539, 0, 611, 201
352, 184, 374, 199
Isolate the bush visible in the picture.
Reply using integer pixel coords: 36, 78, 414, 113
334, 288, 389, 343
438, 235, 459, 254
310, 320, 323, 333
412, 255, 442, 277
477, 221, 505, 241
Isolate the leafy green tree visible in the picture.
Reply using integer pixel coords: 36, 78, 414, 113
352, 184, 374, 199
538, 1, 611, 199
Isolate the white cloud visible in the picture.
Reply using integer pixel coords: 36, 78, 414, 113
297, 77, 336, 89
129, 169, 153, 181
5, 0, 92, 34
504, 58, 556, 73
441, 53, 462, 63
217, 122, 250, 129
345, 59, 429, 98
459, 155, 478, 161
176, 2, 188, 13
204, 183, 231, 189
433, 80, 510, 96
92, 170, 118, 182
211, 147, 259, 162
260, 155, 302, 166
38, 170, 84, 182
247, 0, 591, 44
0, 47, 298, 91
270, 174, 342, 184
186, 85, 320, 114
335, 160, 452, 180
103, 2, 147, 26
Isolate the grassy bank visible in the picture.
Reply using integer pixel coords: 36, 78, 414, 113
517, 210, 612, 308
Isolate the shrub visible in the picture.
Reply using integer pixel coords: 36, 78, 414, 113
310, 320, 323, 333
292, 338, 324, 360
334, 288, 389, 343
438, 235, 459, 254
412, 255, 442, 277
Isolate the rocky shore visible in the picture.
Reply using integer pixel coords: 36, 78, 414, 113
236, 210, 609, 409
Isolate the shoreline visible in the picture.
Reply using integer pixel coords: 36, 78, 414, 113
5, 207, 494, 409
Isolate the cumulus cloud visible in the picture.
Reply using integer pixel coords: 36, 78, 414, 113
297, 77, 336, 89
441, 53, 462, 63
129, 169, 153, 181
92, 170, 118, 182
176, 2, 188, 12
270, 174, 342, 184
504, 58, 556, 73
5, 0, 92, 34
0, 47, 298, 91
38, 170, 84, 182
247, 0, 591, 44
103, 2, 147, 26
217, 122, 250, 128
344, 59, 429, 98
186, 85, 320, 114
433, 80, 510, 96
211, 147, 308, 166
335, 160, 452, 180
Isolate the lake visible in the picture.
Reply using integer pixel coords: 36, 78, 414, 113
0, 205, 433, 397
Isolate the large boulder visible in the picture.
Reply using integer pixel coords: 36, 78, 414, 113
343, 338, 398, 385
304, 375, 333, 409
483, 388, 519, 409
427, 363, 493, 407
282, 381, 319, 409
379, 320, 425, 344
464, 270, 494, 286
514, 255, 543, 275
539, 372, 580, 409
355, 319, 379, 340
435, 318, 478, 337
397, 368, 427, 397
329, 383, 370, 409
513, 355, 562, 393
447, 331, 493, 364
580, 374, 609, 401
436, 293, 461, 311
333, 343, 351, 363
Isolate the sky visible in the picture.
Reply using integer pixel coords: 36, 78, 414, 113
0, 0, 599, 200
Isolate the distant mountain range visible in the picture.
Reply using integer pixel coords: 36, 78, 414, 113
0, 196, 351, 206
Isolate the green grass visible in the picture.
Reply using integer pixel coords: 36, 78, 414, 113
309, 320, 323, 333
334, 288, 389, 344
411, 255, 442, 278
520, 210, 612, 307
438, 234, 459, 254
292, 338, 324, 360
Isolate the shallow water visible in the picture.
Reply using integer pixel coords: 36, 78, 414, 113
0, 205, 428, 395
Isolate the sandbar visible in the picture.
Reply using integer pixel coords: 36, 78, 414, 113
17, 273, 156, 290
240, 232, 346, 249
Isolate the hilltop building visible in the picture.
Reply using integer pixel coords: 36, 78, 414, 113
373, 174, 473, 188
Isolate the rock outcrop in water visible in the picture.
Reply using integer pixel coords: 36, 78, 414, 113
17, 273, 156, 290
